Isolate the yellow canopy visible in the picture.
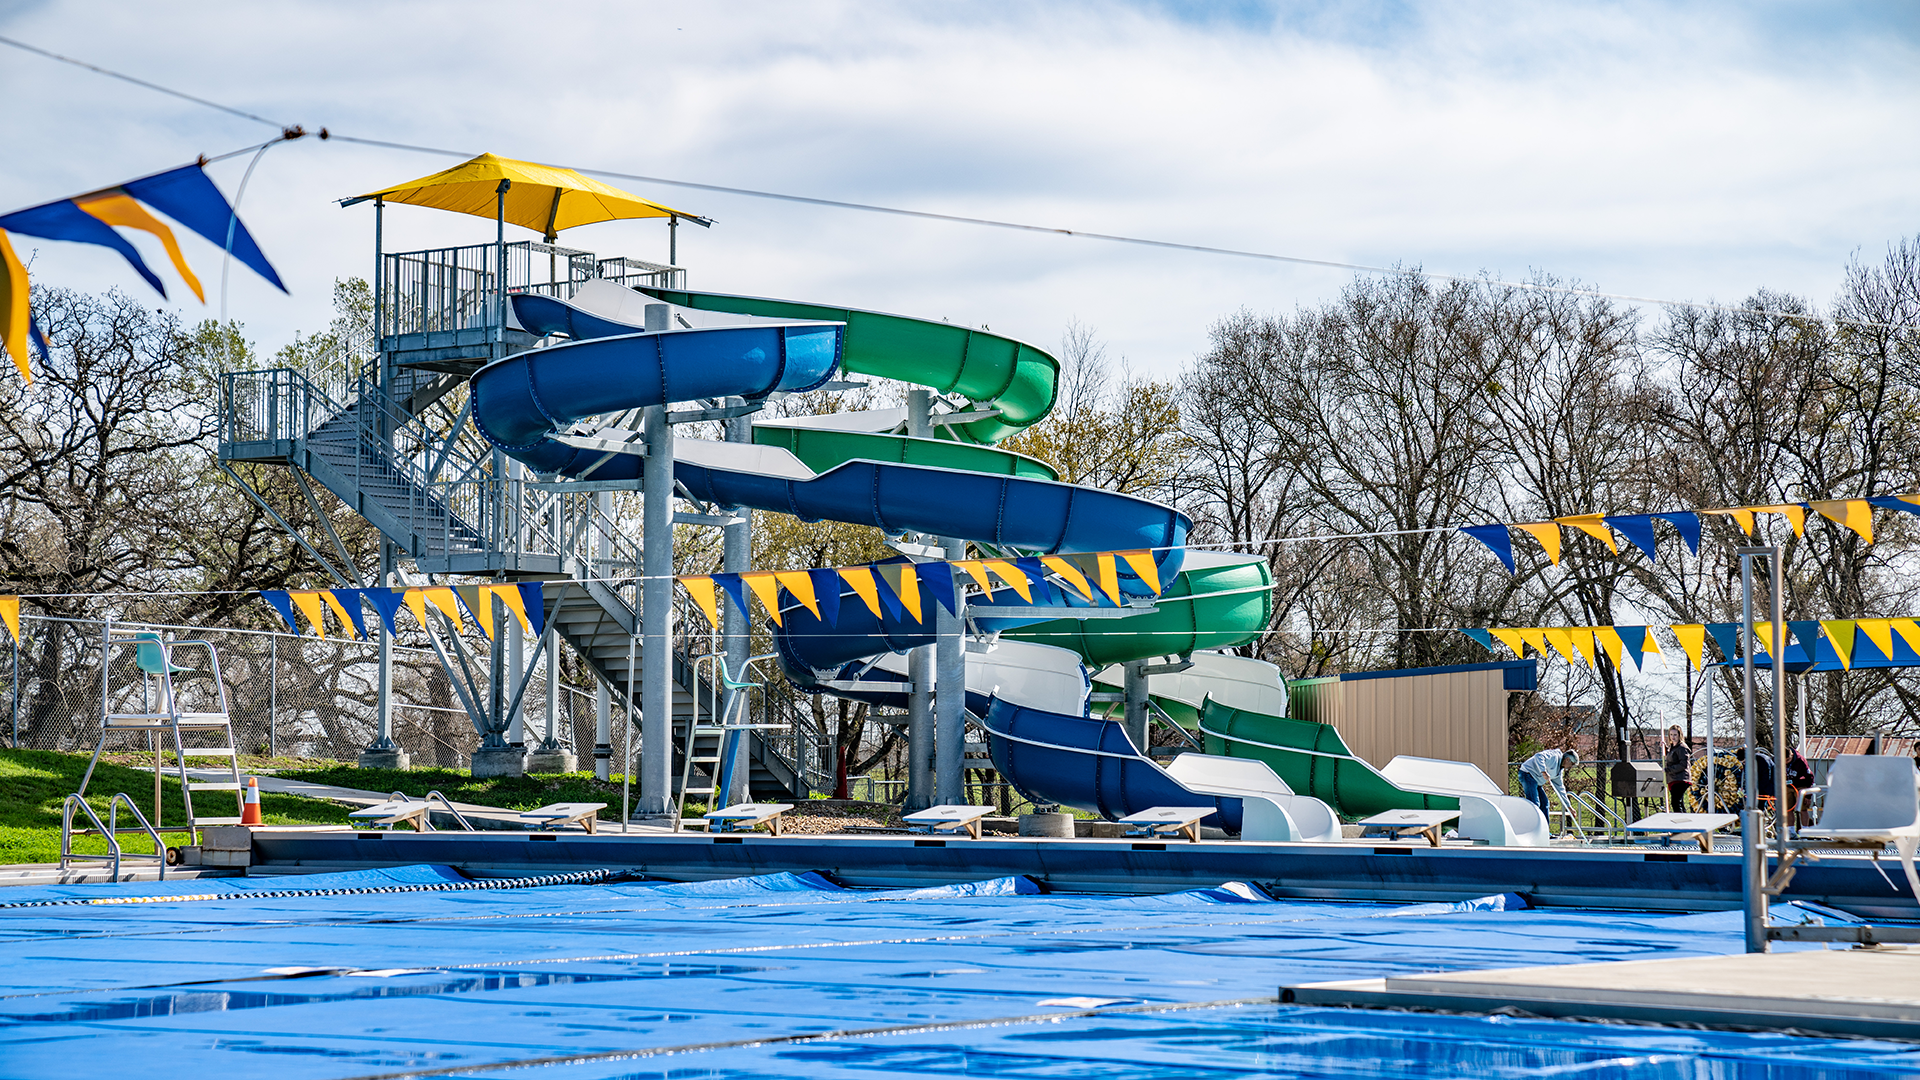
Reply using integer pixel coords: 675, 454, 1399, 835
347, 153, 702, 240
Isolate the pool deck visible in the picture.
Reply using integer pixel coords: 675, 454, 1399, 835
1287, 949, 1920, 1041
243, 825, 1920, 917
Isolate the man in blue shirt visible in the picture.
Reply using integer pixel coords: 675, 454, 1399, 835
1519, 747, 1577, 817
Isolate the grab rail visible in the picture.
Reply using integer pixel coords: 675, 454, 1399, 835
61, 794, 166, 879
423, 791, 475, 831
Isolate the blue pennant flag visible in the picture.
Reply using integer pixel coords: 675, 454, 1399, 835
1459, 525, 1515, 573
328, 589, 370, 639
516, 582, 547, 637
918, 562, 959, 617
1705, 622, 1743, 663
1461, 628, 1494, 650
712, 573, 751, 623
119, 164, 288, 292
808, 568, 842, 627
0, 200, 169, 296
1618, 625, 1648, 669
1603, 515, 1660, 561
870, 563, 908, 623
1787, 620, 1822, 660
260, 590, 299, 633
1654, 511, 1702, 555
363, 588, 408, 634
1868, 496, 1920, 518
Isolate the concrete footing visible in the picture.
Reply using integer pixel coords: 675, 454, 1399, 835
470, 748, 526, 778
1019, 812, 1075, 837
357, 747, 411, 771
526, 749, 578, 774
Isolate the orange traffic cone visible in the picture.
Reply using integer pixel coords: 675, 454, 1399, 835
241, 775, 263, 825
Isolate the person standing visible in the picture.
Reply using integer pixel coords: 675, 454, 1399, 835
1664, 725, 1692, 812
1519, 747, 1578, 821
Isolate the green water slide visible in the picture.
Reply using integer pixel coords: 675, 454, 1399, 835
1198, 699, 1459, 817
640, 288, 1057, 445
992, 552, 1274, 666
751, 426, 1057, 480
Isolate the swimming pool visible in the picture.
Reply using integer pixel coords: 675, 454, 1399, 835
2, 867, 1914, 1078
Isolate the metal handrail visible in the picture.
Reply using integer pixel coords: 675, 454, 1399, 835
61, 794, 166, 878
423, 791, 475, 831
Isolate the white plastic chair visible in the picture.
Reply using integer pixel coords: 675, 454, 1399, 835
1796, 755, 1920, 897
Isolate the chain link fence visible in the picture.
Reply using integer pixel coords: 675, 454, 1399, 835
0, 614, 609, 767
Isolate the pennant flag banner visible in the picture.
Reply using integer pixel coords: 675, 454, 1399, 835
1459, 495, 1917, 574
0, 595, 20, 644
1457, 616, 1920, 674
0, 162, 287, 383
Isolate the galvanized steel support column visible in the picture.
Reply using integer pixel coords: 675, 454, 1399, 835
936, 535, 966, 804
358, 542, 409, 769
720, 399, 755, 804
904, 390, 936, 811
594, 490, 614, 780
636, 302, 676, 821
1123, 660, 1151, 753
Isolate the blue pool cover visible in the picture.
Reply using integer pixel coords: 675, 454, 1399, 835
2, 866, 1916, 1078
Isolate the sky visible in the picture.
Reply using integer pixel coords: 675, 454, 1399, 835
1, 0, 1916, 379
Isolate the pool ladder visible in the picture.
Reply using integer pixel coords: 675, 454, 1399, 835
61, 794, 166, 879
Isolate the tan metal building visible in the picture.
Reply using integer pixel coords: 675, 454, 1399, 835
1287, 660, 1537, 785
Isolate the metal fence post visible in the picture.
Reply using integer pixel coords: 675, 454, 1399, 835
268, 633, 278, 759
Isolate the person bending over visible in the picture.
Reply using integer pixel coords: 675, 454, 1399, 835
1520, 747, 1578, 818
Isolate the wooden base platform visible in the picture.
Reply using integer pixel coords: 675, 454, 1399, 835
1286, 950, 1920, 1041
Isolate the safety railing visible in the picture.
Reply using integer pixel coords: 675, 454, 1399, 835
61, 793, 166, 878
381, 241, 684, 343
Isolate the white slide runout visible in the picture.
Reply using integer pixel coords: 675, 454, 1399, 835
1163, 754, 1341, 843
1380, 755, 1550, 847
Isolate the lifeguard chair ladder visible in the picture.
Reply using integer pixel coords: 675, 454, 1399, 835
75, 622, 246, 838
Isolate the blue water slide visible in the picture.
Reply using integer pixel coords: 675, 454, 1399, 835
470, 297, 843, 475
981, 697, 1244, 831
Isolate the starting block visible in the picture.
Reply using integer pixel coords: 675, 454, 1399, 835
1118, 806, 1217, 843
348, 798, 431, 831
1358, 808, 1460, 847
703, 802, 796, 835
519, 802, 607, 834
903, 804, 994, 839
1626, 812, 1739, 854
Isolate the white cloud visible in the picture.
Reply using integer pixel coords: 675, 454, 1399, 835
1, 0, 1914, 376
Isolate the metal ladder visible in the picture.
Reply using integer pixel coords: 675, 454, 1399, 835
60, 793, 166, 878
76, 623, 246, 839
675, 652, 782, 831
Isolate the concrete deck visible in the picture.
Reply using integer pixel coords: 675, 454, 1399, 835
1286, 949, 1920, 1041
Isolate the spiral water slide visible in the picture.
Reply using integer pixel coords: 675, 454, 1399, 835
471, 281, 1319, 831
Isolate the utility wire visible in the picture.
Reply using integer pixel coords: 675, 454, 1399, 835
5, 35, 1910, 334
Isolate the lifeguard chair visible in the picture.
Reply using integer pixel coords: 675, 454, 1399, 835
75, 621, 246, 838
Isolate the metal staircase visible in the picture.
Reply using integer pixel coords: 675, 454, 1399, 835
215, 241, 809, 800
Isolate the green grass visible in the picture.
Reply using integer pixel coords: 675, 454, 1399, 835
0, 749, 353, 865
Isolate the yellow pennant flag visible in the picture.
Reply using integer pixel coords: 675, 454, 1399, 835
981, 559, 1033, 602
838, 566, 885, 618
0, 595, 18, 643
1858, 618, 1896, 662
403, 587, 429, 631
1752, 620, 1781, 659
75, 192, 206, 302
1668, 624, 1707, 671
1892, 619, 1920, 659
1822, 619, 1856, 670
1093, 553, 1123, 606
491, 584, 533, 635
1542, 627, 1579, 666
289, 591, 330, 638
1490, 627, 1526, 657
1750, 503, 1807, 537
950, 560, 996, 596
1514, 523, 1562, 565
319, 590, 362, 640
1809, 499, 1874, 543
1566, 627, 1598, 669
1040, 555, 1094, 601
741, 572, 784, 626
775, 571, 821, 620
1518, 627, 1549, 657
1594, 626, 1627, 669
873, 562, 923, 623
1118, 549, 1163, 595
1701, 507, 1756, 536
422, 586, 465, 633
1641, 631, 1665, 667
1555, 515, 1619, 554
0, 231, 32, 383
679, 576, 720, 629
